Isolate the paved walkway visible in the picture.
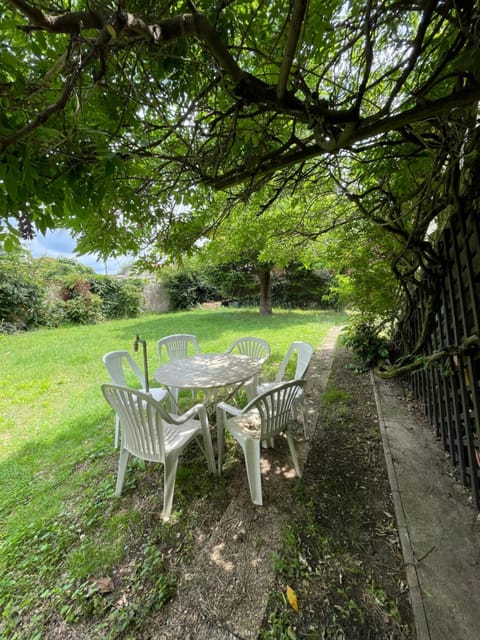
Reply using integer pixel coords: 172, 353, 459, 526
371, 373, 480, 640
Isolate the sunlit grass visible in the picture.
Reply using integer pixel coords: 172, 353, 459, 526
0, 307, 346, 638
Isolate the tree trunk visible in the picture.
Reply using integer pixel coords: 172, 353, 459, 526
258, 268, 272, 315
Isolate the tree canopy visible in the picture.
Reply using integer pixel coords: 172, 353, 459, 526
1, 1, 480, 337
1, 0, 478, 251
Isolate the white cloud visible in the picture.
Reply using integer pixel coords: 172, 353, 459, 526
25, 229, 130, 275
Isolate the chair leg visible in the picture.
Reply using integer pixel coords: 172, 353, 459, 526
285, 429, 302, 478
115, 448, 130, 496
244, 377, 257, 402
162, 453, 180, 520
294, 397, 309, 439
200, 426, 216, 475
216, 418, 225, 475
242, 437, 263, 505
114, 415, 120, 449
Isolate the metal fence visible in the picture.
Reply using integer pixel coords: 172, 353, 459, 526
397, 210, 480, 508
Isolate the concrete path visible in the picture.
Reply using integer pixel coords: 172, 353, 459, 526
371, 373, 480, 640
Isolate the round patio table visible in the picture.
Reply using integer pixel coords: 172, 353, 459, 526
153, 353, 261, 394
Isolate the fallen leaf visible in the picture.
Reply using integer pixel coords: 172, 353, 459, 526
286, 585, 299, 612
90, 577, 115, 594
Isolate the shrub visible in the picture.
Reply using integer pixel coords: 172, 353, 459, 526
89, 276, 144, 319
342, 319, 391, 369
200, 262, 339, 309
271, 265, 338, 309
41, 299, 67, 328
201, 264, 258, 303
0, 250, 47, 329
161, 270, 217, 310
60, 277, 92, 301
0, 251, 143, 329
0, 320, 21, 335
62, 294, 104, 324
33, 256, 95, 281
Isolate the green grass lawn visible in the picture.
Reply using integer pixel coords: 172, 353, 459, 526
0, 307, 346, 639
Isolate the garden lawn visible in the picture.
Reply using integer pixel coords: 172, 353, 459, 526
0, 308, 346, 639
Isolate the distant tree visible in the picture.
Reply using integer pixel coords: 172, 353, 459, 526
192, 191, 335, 314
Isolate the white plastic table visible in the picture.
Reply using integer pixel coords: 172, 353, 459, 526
153, 353, 261, 407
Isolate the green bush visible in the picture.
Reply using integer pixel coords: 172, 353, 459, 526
33, 256, 95, 281
0, 250, 47, 330
161, 270, 217, 310
89, 276, 144, 318
342, 319, 391, 369
1, 251, 144, 330
271, 265, 338, 309
60, 276, 143, 321
62, 294, 104, 324
41, 299, 67, 328
202, 263, 258, 303
60, 277, 92, 301
200, 262, 339, 309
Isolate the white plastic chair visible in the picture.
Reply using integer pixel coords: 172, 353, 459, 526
157, 333, 201, 361
103, 350, 169, 448
101, 383, 216, 521
157, 334, 201, 408
225, 336, 271, 401
256, 341, 314, 438
216, 380, 304, 505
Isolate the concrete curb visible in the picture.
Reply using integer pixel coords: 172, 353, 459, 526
370, 371, 431, 640
371, 371, 480, 640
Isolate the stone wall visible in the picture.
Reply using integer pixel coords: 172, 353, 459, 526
143, 281, 170, 313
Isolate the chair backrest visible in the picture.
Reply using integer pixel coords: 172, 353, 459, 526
275, 341, 314, 382
103, 350, 146, 389
226, 336, 271, 363
102, 384, 172, 462
157, 334, 201, 363
247, 380, 305, 440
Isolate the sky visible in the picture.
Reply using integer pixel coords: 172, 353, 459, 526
25, 228, 131, 275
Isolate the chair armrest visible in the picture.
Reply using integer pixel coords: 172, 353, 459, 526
216, 401, 243, 417
168, 403, 208, 425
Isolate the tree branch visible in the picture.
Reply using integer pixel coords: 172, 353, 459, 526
276, 0, 308, 100
211, 86, 480, 189
0, 25, 112, 151
380, 0, 439, 115
353, 0, 374, 114
376, 334, 480, 378
7, 0, 104, 32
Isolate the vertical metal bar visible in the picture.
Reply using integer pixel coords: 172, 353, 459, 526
449, 213, 480, 507
443, 227, 468, 481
